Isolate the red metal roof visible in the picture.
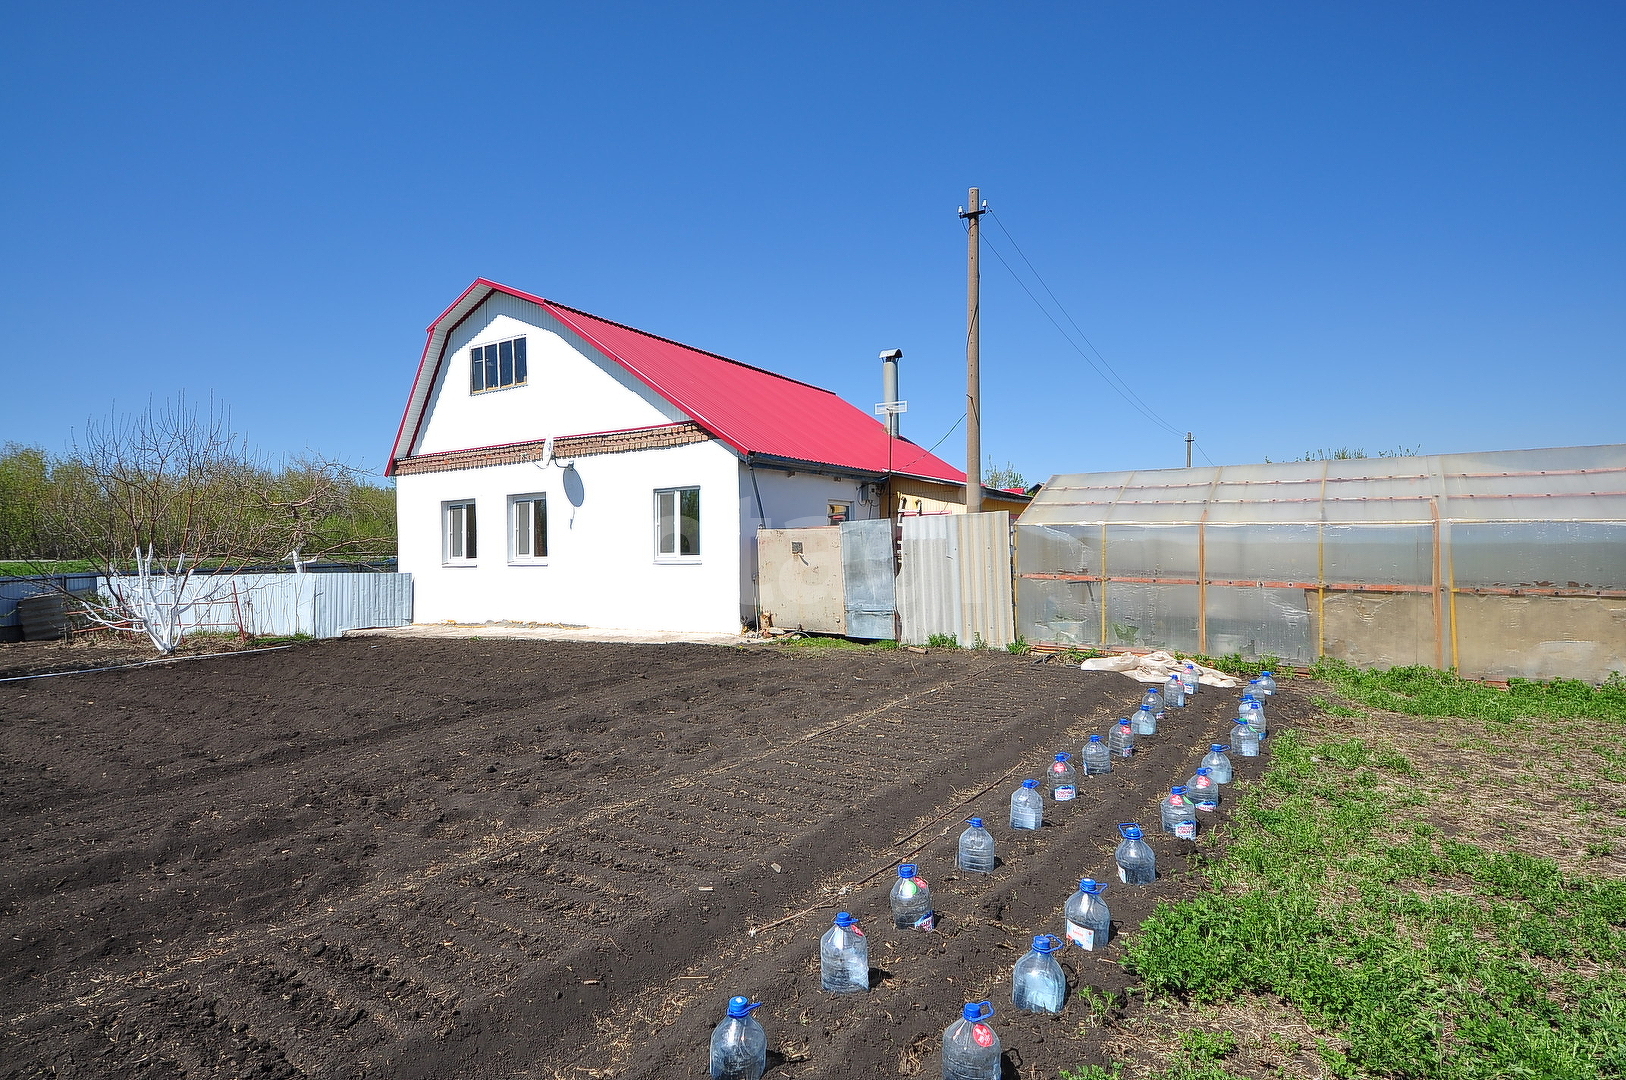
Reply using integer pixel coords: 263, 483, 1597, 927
390, 280, 967, 484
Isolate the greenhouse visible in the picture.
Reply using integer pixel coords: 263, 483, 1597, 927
1017, 444, 1626, 682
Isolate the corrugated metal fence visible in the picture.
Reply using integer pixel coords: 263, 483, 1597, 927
0, 572, 411, 641
897, 512, 1015, 648
0, 574, 99, 642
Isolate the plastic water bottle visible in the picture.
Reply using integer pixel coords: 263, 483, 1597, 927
1131, 703, 1158, 736
820, 912, 868, 994
1048, 753, 1077, 802
942, 1001, 1000, 1080
709, 996, 766, 1080
1160, 786, 1197, 839
1185, 767, 1220, 813
1010, 779, 1043, 830
1083, 733, 1112, 775
1141, 685, 1165, 719
1165, 672, 1186, 708
1115, 823, 1156, 884
1201, 744, 1233, 784
1240, 696, 1268, 740
1011, 935, 1066, 1014
1063, 878, 1111, 950
1256, 670, 1279, 696
1233, 717, 1261, 757
1108, 719, 1136, 759
1182, 661, 1200, 695
891, 864, 934, 931
958, 818, 995, 874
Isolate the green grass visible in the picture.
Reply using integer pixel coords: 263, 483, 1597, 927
779, 634, 898, 650
0, 560, 100, 576
1120, 724, 1626, 1079
926, 632, 959, 649
1311, 657, 1626, 724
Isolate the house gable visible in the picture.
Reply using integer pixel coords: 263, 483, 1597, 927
410, 292, 689, 457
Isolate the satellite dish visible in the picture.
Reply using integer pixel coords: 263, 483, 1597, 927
540, 436, 555, 467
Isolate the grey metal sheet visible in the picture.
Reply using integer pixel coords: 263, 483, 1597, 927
898, 515, 958, 645
840, 518, 896, 639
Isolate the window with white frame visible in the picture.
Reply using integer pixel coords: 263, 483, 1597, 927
654, 487, 700, 560
444, 500, 477, 563
509, 493, 548, 562
469, 336, 528, 393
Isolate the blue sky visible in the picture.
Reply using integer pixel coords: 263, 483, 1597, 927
3, 1, 1621, 484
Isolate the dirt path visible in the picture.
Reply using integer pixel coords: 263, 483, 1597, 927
0, 638, 1306, 1079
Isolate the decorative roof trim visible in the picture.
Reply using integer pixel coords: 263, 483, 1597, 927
393, 421, 711, 476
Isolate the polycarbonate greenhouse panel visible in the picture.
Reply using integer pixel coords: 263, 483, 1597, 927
1016, 578, 1098, 646
1203, 586, 1313, 663
1450, 522, 1626, 591
1016, 524, 1098, 576
1202, 524, 1321, 584
1104, 582, 1198, 653
1019, 443, 1626, 680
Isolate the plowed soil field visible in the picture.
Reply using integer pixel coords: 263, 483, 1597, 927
0, 637, 1304, 1079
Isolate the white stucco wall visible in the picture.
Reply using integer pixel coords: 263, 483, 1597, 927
412, 293, 684, 455
398, 439, 744, 633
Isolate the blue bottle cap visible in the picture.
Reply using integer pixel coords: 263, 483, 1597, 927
834, 912, 857, 928
1210, 743, 1228, 751
1118, 822, 1144, 839
1234, 716, 1251, 726
1078, 877, 1106, 894
1055, 752, 1071, 761
898, 863, 917, 878
1030, 935, 1061, 954
1262, 671, 1274, 676
1171, 786, 1186, 795
1089, 733, 1103, 742
1195, 767, 1210, 776
966, 817, 984, 828
726, 996, 763, 1018
1021, 778, 1038, 789
961, 1000, 994, 1022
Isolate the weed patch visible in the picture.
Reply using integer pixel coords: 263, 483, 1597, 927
1122, 724, 1626, 1078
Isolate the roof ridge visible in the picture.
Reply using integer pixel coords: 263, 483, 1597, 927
544, 299, 840, 396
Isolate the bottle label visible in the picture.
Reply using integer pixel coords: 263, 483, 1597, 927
1175, 821, 1196, 840
972, 1023, 995, 1048
1196, 801, 1217, 812
1118, 746, 1133, 758
1065, 919, 1095, 950
913, 913, 935, 932
1118, 865, 1129, 884
898, 880, 917, 898
1054, 785, 1076, 801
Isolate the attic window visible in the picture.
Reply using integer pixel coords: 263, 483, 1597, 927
470, 336, 528, 393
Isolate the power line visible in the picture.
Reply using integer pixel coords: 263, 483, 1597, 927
975, 223, 1185, 439
981, 210, 1189, 442
893, 412, 966, 473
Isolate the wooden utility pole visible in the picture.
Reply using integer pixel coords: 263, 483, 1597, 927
960, 187, 987, 514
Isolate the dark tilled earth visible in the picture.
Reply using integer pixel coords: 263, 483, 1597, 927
0, 637, 1306, 1079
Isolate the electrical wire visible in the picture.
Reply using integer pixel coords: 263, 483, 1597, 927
891, 412, 966, 474
987, 211, 1184, 437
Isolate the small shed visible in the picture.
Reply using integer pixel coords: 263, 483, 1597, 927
1016, 444, 1626, 682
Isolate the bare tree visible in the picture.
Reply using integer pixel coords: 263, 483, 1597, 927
35, 396, 375, 653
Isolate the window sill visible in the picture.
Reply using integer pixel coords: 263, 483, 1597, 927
654, 557, 702, 565
442, 561, 479, 568
507, 560, 550, 566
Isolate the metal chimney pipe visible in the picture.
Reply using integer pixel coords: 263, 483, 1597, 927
880, 349, 902, 438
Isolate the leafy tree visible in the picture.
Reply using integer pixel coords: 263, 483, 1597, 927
984, 458, 1028, 490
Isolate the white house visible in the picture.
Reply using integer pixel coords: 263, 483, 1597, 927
388, 279, 1026, 634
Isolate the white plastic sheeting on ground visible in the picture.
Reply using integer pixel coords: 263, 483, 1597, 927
1079, 649, 1242, 688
